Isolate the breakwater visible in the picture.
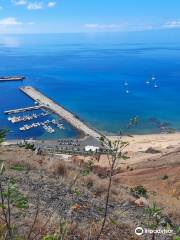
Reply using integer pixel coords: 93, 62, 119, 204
20, 86, 102, 139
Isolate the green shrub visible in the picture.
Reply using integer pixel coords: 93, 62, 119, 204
43, 235, 59, 240
162, 175, 169, 180
130, 185, 148, 198
10, 164, 27, 171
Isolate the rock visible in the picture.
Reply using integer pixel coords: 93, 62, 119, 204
160, 216, 173, 227
145, 147, 161, 154
122, 201, 130, 208
134, 197, 149, 207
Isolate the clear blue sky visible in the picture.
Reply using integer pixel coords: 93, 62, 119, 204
0, 0, 180, 33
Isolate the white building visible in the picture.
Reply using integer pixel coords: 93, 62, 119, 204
85, 146, 99, 152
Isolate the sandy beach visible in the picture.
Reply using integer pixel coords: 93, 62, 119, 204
95, 132, 180, 166
109, 132, 180, 151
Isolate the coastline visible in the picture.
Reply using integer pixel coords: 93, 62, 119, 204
106, 132, 180, 166
108, 132, 180, 150
4, 131, 180, 148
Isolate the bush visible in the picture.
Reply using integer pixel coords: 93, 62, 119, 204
130, 185, 148, 198
92, 179, 108, 196
18, 141, 36, 151
47, 160, 67, 176
83, 174, 99, 188
0, 129, 8, 143
162, 175, 169, 180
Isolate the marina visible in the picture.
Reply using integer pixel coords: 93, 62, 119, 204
19, 119, 65, 134
8, 111, 49, 123
4, 105, 43, 115
5, 103, 66, 136
20, 86, 102, 139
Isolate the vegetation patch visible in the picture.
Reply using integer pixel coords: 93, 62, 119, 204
130, 185, 148, 198
10, 163, 28, 171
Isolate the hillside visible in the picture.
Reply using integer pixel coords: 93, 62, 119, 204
0, 139, 179, 240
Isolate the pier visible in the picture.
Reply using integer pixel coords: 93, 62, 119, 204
0, 76, 25, 82
20, 86, 102, 139
4, 105, 42, 115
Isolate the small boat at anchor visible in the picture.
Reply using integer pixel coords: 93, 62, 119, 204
152, 75, 156, 81
146, 80, 150, 84
154, 82, 159, 88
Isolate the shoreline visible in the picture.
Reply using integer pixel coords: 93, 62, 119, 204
106, 132, 180, 166
108, 132, 180, 150
2, 132, 180, 169
4, 131, 180, 144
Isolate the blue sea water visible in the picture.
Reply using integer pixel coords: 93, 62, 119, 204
0, 31, 180, 139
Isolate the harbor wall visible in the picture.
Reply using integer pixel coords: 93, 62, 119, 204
20, 86, 102, 140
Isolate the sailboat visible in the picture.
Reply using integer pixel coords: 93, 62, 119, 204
152, 75, 156, 81
154, 81, 158, 88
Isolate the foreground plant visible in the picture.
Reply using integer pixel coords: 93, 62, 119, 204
0, 129, 8, 144
146, 202, 175, 240
96, 135, 129, 240
0, 163, 28, 239
130, 185, 148, 198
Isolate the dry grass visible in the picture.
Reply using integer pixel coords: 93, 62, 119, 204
1, 144, 179, 237
7, 158, 33, 171
72, 156, 84, 167
91, 178, 109, 196
148, 193, 180, 225
82, 173, 135, 203
83, 174, 99, 188
66, 221, 139, 240
0, 145, 46, 170
92, 165, 109, 178
47, 160, 68, 177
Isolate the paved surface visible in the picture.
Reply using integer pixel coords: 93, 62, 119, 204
2, 136, 107, 155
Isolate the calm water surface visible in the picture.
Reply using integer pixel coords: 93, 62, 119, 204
0, 31, 180, 139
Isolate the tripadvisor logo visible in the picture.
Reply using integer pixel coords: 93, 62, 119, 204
135, 227, 174, 236
135, 227, 144, 236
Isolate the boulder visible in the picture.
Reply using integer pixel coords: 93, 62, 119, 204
134, 197, 149, 207
145, 147, 161, 154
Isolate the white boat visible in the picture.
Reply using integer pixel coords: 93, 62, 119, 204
124, 81, 128, 86
126, 89, 129, 94
152, 76, 156, 81
146, 80, 150, 84
154, 82, 158, 88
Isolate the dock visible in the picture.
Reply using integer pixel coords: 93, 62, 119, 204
20, 86, 102, 139
0, 76, 25, 82
4, 105, 42, 115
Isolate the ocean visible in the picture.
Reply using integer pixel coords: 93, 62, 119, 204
0, 31, 180, 139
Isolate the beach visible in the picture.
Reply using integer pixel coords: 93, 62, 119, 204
109, 132, 180, 152
89, 132, 180, 167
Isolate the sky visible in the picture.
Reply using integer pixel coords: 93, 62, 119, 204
0, 0, 180, 34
